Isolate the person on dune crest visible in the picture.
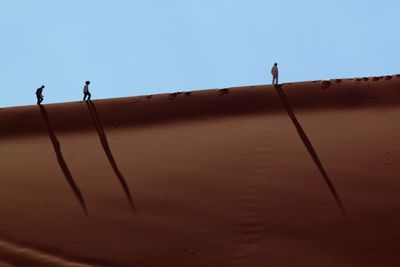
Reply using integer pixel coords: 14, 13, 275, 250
36, 85, 45, 105
271, 63, 279, 85
83, 81, 91, 101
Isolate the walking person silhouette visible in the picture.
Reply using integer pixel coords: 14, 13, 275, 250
83, 81, 91, 101
36, 85, 45, 105
271, 63, 279, 85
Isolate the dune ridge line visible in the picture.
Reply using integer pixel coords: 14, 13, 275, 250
1, 76, 400, 137
0, 238, 102, 267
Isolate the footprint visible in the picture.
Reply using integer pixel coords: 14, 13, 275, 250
334, 79, 342, 83
217, 88, 229, 96
145, 95, 153, 99
362, 77, 369, 81
385, 75, 393, 80
184, 92, 192, 97
321, 81, 331, 89
355, 78, 362, 82
372, 76, 383, 81
168, 92, 180, 100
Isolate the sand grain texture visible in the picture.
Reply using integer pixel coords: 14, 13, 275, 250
1, 77, 400, 266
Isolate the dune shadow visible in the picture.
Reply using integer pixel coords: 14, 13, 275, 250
274, 85, 347, 219
38, 105, 87, 214
86, 101, 135, 212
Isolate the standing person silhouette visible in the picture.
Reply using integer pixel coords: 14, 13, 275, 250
271, 63, 279, 85
36, 85, 45, 105
83, 81, 91, 101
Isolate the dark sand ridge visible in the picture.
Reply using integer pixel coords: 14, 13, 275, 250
0, 75, 399, 137
0, 75, 400, 266
0, 237, 104, 267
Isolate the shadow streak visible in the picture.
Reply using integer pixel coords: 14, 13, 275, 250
86, 101, 135, 212
274, 85, 347, 219
38, 105, 87, 214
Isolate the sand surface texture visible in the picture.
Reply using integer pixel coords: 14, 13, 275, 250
1, 76, 400, 266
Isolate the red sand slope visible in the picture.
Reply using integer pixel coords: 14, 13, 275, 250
0, 75, 400, 266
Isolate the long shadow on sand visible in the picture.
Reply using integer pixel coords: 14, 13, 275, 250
39, 105, 87, 214
274, 85, 347, 219
86, 101, 135, 212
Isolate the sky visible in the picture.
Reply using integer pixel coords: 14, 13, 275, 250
0, 0, 399, 107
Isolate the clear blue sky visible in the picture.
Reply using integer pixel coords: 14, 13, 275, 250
1, 0, 399, 107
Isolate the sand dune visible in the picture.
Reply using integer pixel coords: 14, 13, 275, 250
0, 75, 400, 266
0, 238, 100, 267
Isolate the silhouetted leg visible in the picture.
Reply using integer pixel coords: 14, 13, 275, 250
87, 92, 91, 100
37, 95, 43, 105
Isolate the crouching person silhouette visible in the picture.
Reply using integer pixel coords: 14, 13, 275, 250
271, 63, 279, 85
36, 85, 45, 105
83, 81, 91, 101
